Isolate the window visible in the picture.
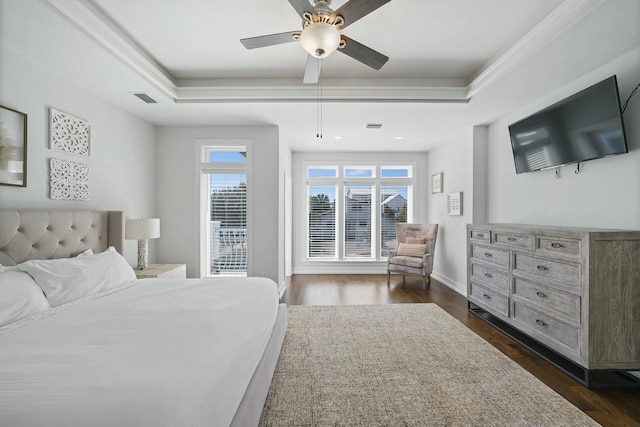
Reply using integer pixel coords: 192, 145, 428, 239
305, 164, 414, 261
199, 145, 248, 277
308, 185, 336, 258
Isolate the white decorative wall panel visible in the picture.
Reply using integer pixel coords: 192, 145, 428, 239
49, 158, 90, 201
50, 108, 90, 156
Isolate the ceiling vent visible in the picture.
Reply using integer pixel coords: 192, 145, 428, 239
365, 123, 383, 129
133, 93, 157, 104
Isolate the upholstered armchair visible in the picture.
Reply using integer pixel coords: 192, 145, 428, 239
387, 223, 438, 288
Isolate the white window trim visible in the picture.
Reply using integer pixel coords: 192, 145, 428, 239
195, 139, 252, 278
304, 161, 416, 264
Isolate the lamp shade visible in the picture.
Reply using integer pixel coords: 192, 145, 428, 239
299, 22, 340, 58
125, 218, 160, 240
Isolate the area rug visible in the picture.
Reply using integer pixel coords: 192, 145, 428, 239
259, 304, 599, 427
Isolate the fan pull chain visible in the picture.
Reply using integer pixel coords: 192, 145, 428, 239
316, 58, 322, 138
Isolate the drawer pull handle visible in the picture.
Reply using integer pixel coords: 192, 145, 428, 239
484, 252, 493, 257
535, 319, 547, 326
537, 265, 548, 271
507, 236, 517, 242
551, 242, 563, 249
536, 291, 546, 298
483, 294, 491, 299
484, 273, 492, 278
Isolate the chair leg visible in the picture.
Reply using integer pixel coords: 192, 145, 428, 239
402, 274, 405, 285
387, 271, 390, 286
423, 275, 427, 289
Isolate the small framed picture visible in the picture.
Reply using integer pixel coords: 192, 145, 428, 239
0, 104, 27, 187
447, 191, 463, 216
431, 172, 443, 194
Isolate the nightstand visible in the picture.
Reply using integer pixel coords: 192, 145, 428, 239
135, 264, 186, 279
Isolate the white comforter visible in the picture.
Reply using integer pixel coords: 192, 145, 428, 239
0, 277, 279, 427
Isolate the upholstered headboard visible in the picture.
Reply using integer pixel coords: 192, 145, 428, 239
0, 210, 124, 266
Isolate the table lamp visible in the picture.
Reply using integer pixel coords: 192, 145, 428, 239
125, 218, 160, 270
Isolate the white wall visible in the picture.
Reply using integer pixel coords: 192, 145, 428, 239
279, 140, 293, 292
486, 48, 640, 229
291, 151, 428, 275
156, 126, 281, 280
426, 131, 474, 295
0, 47, 157, 266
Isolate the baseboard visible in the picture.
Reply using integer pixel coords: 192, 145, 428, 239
293, 264, 387, 275
430, 272, 466, 296
278, 276, 290, 299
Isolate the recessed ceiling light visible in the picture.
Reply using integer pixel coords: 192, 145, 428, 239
334, 136, 343, 140
394, 136, 404, 140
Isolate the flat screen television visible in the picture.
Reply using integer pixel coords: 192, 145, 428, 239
509, 76, 628, 174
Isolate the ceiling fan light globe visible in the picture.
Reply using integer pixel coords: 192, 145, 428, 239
300, 22, 340, 58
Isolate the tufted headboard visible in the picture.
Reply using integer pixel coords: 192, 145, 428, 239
0, 210, 124, 266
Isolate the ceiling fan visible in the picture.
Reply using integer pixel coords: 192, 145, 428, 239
240, 0, 391, 84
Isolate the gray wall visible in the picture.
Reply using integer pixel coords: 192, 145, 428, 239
156, 126, 281, 281
426, 130, 474, 295
0, 46, 157, 267
486, 48, 640, 229
428, 48, 640, 296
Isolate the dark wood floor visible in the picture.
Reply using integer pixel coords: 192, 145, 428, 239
281, 274, 640, 427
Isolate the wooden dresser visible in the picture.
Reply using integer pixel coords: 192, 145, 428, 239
467, 223, 640, 387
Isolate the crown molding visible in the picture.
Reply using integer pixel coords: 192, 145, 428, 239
47, 0, 603, 103
175, 85, 469, 103
45, 0, 177, 99
467, 0, 606, 97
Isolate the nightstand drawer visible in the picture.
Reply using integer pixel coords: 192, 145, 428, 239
135, 264, 186, 279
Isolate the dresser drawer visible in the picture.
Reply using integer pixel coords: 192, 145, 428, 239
512, 302, 580, 353
494, 231, 532, 249
470, 262, 509, 293
512, 277, 581, 324
470, 245, 509, 269
512, 253, 581, 292
470, 229, 490, 242
536, 236, 581, 258
469, 282, 509, 317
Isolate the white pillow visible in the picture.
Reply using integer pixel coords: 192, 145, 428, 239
0, 270, 51, 327
18, 247, 136, 307
77, 249, 94, 257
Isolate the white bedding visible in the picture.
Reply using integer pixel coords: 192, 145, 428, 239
0, 276, 279, 427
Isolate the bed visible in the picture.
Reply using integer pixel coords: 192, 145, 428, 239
0, 210, 287, 427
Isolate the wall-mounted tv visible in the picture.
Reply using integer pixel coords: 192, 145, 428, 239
509, 76, 628, 174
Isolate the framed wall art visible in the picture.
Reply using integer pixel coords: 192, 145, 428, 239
447, 191, 463, 216
0, 104, 27, 187
431, 172, 443, 194
50, 108, 90, 157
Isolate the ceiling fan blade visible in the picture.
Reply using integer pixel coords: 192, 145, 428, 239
240, 31, 300, 49
330, 0, 392, 29
303, 55, 321, 84
288, 0, 313, 18
338, 35, 388, 70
